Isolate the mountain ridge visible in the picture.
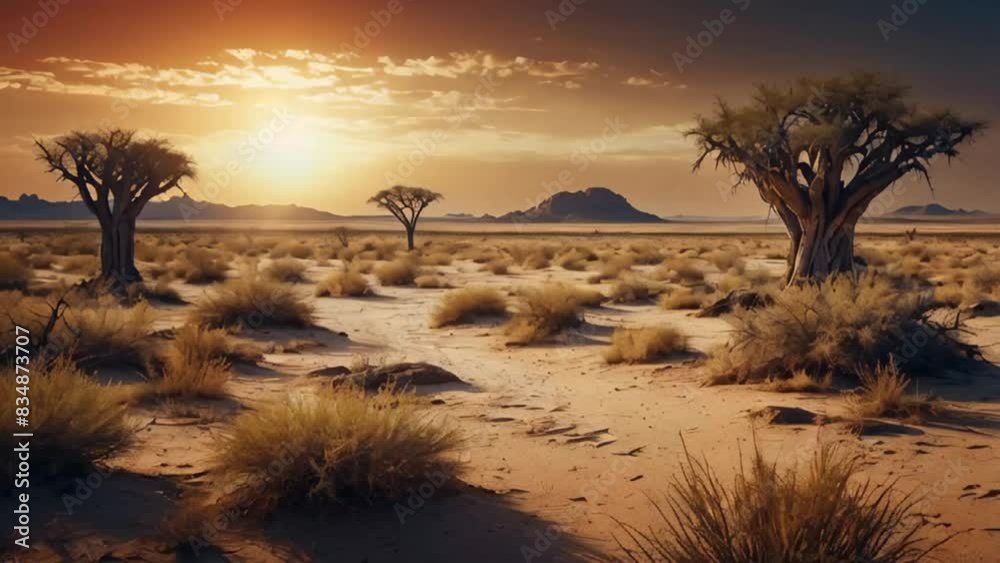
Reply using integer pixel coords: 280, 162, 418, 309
492, 187, 664, 223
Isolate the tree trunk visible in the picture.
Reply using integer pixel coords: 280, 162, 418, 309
405, 226, 415, 251
786, 218, 856, 283
99, 219, 143, 285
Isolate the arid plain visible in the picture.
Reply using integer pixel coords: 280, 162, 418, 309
2, 220, 999, 562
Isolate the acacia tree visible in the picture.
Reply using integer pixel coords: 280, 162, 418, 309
688, 73, 984, 284
368, 185, 443, 250
36, 129, 196, 284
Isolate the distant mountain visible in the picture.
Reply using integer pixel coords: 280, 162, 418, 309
494, 187, 664, 223
888, 203, 990, 217
0, 194, 342, 221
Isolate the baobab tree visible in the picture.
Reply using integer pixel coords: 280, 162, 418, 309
36, 129, 196, 284
368, 185, 443, 250
688, 73, 984, 284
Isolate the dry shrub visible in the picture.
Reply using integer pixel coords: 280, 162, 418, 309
618, 440, 937, 563
0, 358, 133, 485
420, 252, 453, 266
482, 259, 511, 275
414, 274, 449, 289
48, 235, 100, 256
604, 326, 686, 364
215, 387, 462, 514
505, 283, 589, 344
430, 287, 508, 328
847, 362, 941, 421
608, 275, 661, 303
762, 370, 833, 393
967, 264, 1000, 294
659, 286, 707, 310
151, 325, 231, 398
707, 274, 974, 385
142, 279, 184, 304
64, 298, 156, 368
0, 252, 32, 290
270, 241, 314, 259
28, 252, 55, 270
555, 247, 595, 271
589, 255, 633, 283
57, 254, 99, 276
931, 283, 978, 308
702, 248, 744, 272
315, 268, 372, 297
191, 277, 314, 330
655, 257, 705, 283
374, 257, 420, 286
265, 258, 308, 283
173, 248, 228, 284
521, 252, 551, 270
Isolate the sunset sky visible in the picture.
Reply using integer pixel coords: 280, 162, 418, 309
1, 0, 998, 217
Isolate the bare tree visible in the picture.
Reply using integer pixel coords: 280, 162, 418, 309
368, 185, 443, 250
35, 129, 196, 284
688, 73, 984, 284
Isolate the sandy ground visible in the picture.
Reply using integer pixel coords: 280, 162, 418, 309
6, 251, 1000, 563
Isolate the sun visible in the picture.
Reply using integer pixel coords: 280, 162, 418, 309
251, 119, 326, 181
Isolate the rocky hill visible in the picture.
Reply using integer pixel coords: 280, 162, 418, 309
494, 187, 663, 223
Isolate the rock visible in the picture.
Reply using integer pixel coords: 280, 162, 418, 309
751, 406, 820, 425
961, 300, 1000, 320
698, 289, 774, 318
331, 362, 466, 391
307, 365, 351, 377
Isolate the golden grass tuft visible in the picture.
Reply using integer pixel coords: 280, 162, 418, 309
173, 248, 228, 284
658, 286, 707, 310
264, 257, 309, 283
430, 287, 508, 328
604, 326, 686, 364
414, 274, 450, 289
374, 257, 420, 286
269, 241, 314, 259
608, 275, 660, 303
1, 358, 134, 484
315, 268, 372, 297
150, 325, 232, 398
56, 254, 100, 276
504, 283, 590, 344
214, 387, 462, 514
847, 362, 942, 422
0, 252, 33, 291
654, 257, 705, 284
762, 370, 833, 393
191, 277, 314, 330
618, 440, 937, 562
63, 298, 156, 368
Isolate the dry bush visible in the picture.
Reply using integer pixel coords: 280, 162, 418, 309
64, 298, 156, 368
215, 387, 462, 514
0, 252, 32, 290
150, 325, 231, 398
414, 274, 449, 289
618, 441, 937, 563
763, 370, 833, 393
707, 274, 974, 385
604, 326, 686, 364
430, 287, 508, 328
315, 268, 372, 297
420, 252, 453, 266
48, 235, 99, 256
627, 243, 664, 265
589, 255, 633, 283
521, 252, 551, 270
482, 259, 511, 275
136, 240, 176, 263
857, 246, 892, 268
264, 258, 308, 284
191, 277, 314, 330
847, 362, 942, 421
609, 275, 660, 303
505, 283, 590, 344
57, 255, 99, 276
173, 248, 228, 284
702, 248, 744, 272
654, 257, 705, 284
967, 264, 1000, 294
931, 283, 978, 308
270, 241, 314, 259
555, 247, 596, 271
0, 358, 133, 485
659, 286, 707, 310
142, 279, 184, 304
374, 257, 420, 286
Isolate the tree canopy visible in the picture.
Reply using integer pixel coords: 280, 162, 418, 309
368, 185, 443, 249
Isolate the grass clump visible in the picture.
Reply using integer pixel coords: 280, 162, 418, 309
374, 257, 420, 286
658, 286, 707, 310
430, 287, 508, 328
0, 252, 32, 290
151, 325, 231, 398
604, 326, 686, 364
315, 268, 372, 297
173, 248, 228, 284
215, 387, 462, 514
504, 283, 589, 344
191, 277, 314, 330
617, 440, 938, 563
609, 276, 660, 303
64, 298, 156, 368
1, 358, 134, 485
264, 258, 308, 284
707, 274, 975, 385
847, 362, 942, 422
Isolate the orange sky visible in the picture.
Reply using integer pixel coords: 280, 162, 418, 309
2, 0, 997, 216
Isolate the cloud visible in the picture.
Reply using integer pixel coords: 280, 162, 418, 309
378, 51, 599, 81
